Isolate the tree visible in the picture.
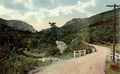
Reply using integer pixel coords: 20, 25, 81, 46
49, 22, 56, 28
46, 22, 59, 44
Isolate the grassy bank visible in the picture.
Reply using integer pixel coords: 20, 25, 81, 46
105, 44, 120, 74
105, 61, 120, 74
0, 51, 53, 74
108, 44, 120, 53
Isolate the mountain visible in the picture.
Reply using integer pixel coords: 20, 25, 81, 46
0, 8, 120, 74
40, 28, 51, 33
61, 8, 120, 44
63, 18, 88, 27
39, 8, 120, 44
62, 8, 120, 29
0, 18, 36, 33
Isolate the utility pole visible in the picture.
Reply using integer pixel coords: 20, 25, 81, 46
106, 4, 120, 64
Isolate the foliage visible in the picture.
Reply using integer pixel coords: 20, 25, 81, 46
0, 9, 120, 74
105, 43, 120, 74
105, 61, 120, 74
58, 52, 73, 60
116, 44, 120, 53
0, 51, 37, 74
48, 47, 60, 56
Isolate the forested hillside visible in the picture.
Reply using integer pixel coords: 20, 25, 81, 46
0, 8, 120, 74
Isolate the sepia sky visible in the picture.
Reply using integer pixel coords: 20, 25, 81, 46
0, 0, 119, 31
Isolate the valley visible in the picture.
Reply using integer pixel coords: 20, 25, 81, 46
0, 8, 120, 74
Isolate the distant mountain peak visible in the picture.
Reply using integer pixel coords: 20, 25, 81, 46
62, 8, 120, 28
63, 18, 87, 27
0, 18, 37, 33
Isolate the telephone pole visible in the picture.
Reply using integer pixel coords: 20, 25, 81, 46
106, 4, 120, 64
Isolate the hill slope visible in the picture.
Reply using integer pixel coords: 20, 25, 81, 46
0, 18, 36, 33
0, 8, 119, 74
59, 8, 120, 44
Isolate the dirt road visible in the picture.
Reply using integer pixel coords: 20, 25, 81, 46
35, 45, 109, 74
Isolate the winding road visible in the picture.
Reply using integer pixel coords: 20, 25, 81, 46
35, 45, 109, 74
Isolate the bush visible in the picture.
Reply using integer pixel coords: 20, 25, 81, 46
105, 61, 120, 74
48, 47, 60, 56
0, 51, 42, 74
59, 52, 73, 59
64, 47, 73, 53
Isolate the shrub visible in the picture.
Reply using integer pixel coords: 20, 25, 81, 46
105, 61, 120, 74
109, 64, 119, 71
48, 47, 60, 56
59, 52, 73, 59
64, 47, 73, 53
0, 50, 43, 74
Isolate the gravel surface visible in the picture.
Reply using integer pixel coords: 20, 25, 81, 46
35, 45, 109, 74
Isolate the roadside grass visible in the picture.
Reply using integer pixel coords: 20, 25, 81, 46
105, 44, 120, 74
116, 44, 120, 53
23, 50, 43, 58
107, 44, 120, 53
0, 51, 53, 74
55, 52, 73, 60
0, 41, 95, 74
105, 61, 120, 74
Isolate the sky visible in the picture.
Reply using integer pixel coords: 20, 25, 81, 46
0, 0, 119, 31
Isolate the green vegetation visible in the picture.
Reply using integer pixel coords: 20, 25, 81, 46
116, 44, 120, 53
0, 23, 93, 74
107, 44, 120, 53
0, 51, 53, 74
0, 24, 53, 74
105, 44, 120, 74
105, 61, 120, 74
0, 8, 120, 74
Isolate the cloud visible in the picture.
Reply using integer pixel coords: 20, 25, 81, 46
0, 0, 28, 13
85, 0, 120, 16
13, 0, 23, 3
0, 0, 97, 31
31, 0, 79, 9
51, 0, 55, 4
40, 0, 97, 17
78, 0, 96, 8
8, 0, 96, 18
1, 0, 118, 31
0, 4, 42, 30
32, 0, 53, 9
0, 5, 21, 18
24, 0, 35, 10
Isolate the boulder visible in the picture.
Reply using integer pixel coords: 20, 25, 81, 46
56, 41, 68, 53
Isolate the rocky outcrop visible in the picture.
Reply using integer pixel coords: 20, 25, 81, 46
56, 41, 68, 53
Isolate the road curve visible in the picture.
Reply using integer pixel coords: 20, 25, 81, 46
35, 45, 109, 74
